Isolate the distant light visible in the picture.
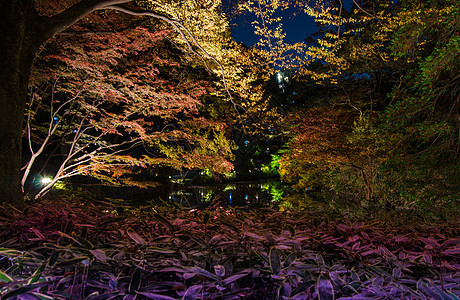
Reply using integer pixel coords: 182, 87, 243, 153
276, 72, 283, 83
41, 177, 52, 185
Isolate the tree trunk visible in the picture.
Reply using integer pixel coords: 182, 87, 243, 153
0, 0, 42, 203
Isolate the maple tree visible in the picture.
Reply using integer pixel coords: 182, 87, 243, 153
23, 9, 239, 199
278, 107, 354, 189
0, 0, 247, 203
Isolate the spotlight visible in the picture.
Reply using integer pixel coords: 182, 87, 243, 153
41, 177, 52, 185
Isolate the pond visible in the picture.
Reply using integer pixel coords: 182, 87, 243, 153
96, 179, 286, 208
164, 179, 285, 208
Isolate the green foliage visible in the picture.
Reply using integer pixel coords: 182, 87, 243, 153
272, 0, 459, 211
261, 153, 282, 177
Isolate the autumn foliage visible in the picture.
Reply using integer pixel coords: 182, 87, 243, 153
24, 8, 237, 196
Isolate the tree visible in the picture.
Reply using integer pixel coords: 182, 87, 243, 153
277, 107, 355, 190
0, 0, 235, 203
284, 0, 459, 207
23, 9, 238, 199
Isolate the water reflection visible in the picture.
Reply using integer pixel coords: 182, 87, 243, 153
166, 180, 284, 208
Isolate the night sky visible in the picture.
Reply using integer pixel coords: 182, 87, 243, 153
223, 0, 354, 47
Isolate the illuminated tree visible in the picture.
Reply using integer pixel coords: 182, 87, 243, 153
0, 0, 239, 203
281, 0, 459, 206
278, 107, 354, 189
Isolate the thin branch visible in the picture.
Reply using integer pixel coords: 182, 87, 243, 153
337, 0, 343, 41
352, 0, 383, 25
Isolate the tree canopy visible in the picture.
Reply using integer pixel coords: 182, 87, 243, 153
0, 0, 458, 210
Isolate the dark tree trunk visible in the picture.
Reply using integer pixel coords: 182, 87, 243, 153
0, 0, 138, 203
0, 0, 43, 203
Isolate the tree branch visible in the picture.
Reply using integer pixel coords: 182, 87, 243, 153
107, 5, 237, 108
42, 0, 133, 39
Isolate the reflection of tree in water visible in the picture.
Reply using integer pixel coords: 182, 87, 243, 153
167, 180, 285, 208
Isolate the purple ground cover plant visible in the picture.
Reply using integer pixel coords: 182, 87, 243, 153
0, 197, 459, 299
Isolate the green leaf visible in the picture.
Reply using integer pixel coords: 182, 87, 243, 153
0, 269, 13, 283
0, 248, 22, 256
2, 282, 49, 299
55, 256, 89, 267
269, 247, 281, 275
28, 263, 46, 284
286, 224, 296, 236
72, 233, 93, 249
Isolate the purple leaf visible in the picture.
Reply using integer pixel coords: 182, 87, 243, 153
352, 242, 361, 251
89, 249, 109, 263
394, 235, 411, 243
137, 292, 176, 300
361, 231, 369, 240
352, 221, 364, 230
442, 247, 460, 256
127, 229, 146, 245
317, 276, 334, 300
284, 252, 296, 269
182, 285, 202, 300
269, 247, 281, 274
187, 267, 219, 280
441, 238, 460, 248
336, 223, 351, 233
222, 271, 251, 285
441, 260, 457, 270
423, 252, 433, 264
329, 271, 342, 288
214, 264, 225, 277
419, 237, 441, 250
379, 246, 396, 259
160, 267, 185, 273
243, 232, 264, 240
209, 234, 225, 245
361, 248, 380, 256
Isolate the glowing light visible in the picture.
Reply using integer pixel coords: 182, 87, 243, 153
41, 177, 52, 185
276, 72, 283, 83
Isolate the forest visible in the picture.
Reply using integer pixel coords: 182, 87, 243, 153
0, 0, 458, 299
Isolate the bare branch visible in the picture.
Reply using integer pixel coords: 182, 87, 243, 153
42, 0, 133, 39
337, 0, 343, 41
352, 0, 383, 25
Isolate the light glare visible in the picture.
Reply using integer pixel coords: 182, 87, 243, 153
41, 177, 52, 185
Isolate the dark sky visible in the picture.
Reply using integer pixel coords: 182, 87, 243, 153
223, 0, 353, 47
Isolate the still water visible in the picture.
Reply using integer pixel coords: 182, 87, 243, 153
98, 179, 285, 208
165, 180, 285, 208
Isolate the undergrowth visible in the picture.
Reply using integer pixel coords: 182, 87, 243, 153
0, 196, 459, 299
